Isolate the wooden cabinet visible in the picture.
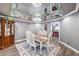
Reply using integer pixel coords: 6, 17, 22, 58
0, 17, 15, 50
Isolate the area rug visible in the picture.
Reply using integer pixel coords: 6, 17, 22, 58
16, 42, 61, 56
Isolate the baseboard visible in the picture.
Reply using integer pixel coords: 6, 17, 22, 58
59, 41, 79, 54
15, 39, 26, 43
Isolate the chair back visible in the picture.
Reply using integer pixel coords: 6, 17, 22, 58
25, 31, 31, 44
38, 31, 47, 37
38, 31, 42, 36
29, 32, 36, 45
42, 31, 47, 37
47, 32, 52, 44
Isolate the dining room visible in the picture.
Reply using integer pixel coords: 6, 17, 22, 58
0, 3, 79, 56
15, 19, 60, 56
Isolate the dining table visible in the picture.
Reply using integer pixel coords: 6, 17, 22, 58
35, 35, 48, 54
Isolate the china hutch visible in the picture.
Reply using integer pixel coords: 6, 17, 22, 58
0, 16, 15, 50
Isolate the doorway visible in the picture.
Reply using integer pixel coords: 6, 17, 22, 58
51, 22, 60, 42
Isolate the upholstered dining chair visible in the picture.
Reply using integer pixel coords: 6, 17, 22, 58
42, 31, 47, 37
29, 32, 39, 53
38, 31, 42, 36
26, 31, 39, 53
38, 31, 47, 37
42, 32, 52, 54
25, 31, 31, 48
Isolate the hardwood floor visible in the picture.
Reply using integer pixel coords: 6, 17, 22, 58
0, 45, 20, 56
57, 43, 79, 56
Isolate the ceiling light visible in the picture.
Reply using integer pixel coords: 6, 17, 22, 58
32, 17, 41, 23
33, 3, 41, 7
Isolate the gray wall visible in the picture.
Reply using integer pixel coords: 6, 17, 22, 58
15, 20, 60, 41
15, 20, 45, 40
60, 11, 79, 50
0, 3, 11, 15
61, 3, 76, 15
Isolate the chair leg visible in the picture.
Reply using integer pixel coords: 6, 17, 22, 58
34, 47, 36, 54
47, 47, 50, 54
27, 44, 29, 47
29, 45, 31, 50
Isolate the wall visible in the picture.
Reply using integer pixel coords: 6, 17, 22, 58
0, 3, 11, 15
60, 11, 79, 50
15, 19, 60, 41
61, 3, 76, 15
15, 20, 45, 40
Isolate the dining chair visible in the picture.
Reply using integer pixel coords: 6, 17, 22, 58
38, 31, 42, 36
29, 32, 39, 53
42, 32, 52, 54
42, 31, 47, 37
25, 31, 31, 48
38, 31, 47, 37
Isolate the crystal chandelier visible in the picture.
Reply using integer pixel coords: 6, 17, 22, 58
33, 3, 41, 7
32, 17, 41, 23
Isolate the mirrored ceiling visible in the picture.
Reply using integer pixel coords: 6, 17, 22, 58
10, 3, 76, 22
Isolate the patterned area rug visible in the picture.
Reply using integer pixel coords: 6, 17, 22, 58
16, 42, 61, 56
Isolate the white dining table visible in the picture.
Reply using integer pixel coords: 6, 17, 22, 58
35, 36, 48, 54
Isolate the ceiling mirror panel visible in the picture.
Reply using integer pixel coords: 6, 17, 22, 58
10, 3, 76, 23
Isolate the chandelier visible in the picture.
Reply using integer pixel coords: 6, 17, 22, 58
32, 17, 41, 23
33, 3, 42, 7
